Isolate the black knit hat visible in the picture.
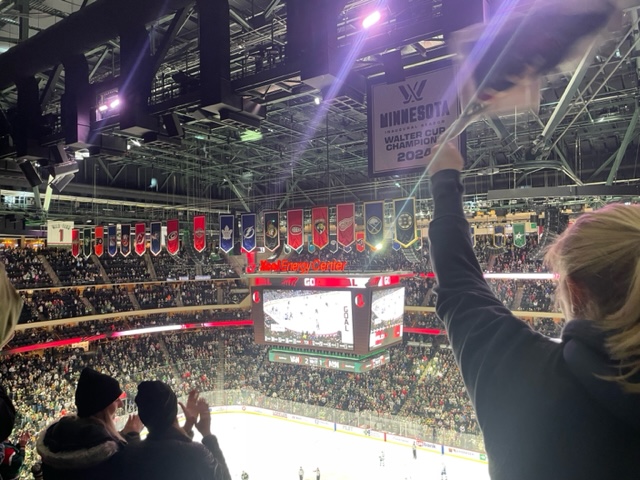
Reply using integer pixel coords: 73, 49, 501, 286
0, 385, 16, 440
135, 381, 178, 432
75, 368, 123, 418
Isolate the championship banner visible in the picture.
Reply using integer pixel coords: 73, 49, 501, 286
166, 219, 179, 255
364, 201, 384, 249
82, 227, 92, 257
150, 222, 162, 256
356, 231, 365, 252
71, 229, 80, 258
47, 220, 74, 245
120, 225, 131, 257
494, 225, 505, 248
241, 213, 257, 253
368, 64, 460, 176
311, 207, 329, 249
513, 224, 526, 248
135, 223, 146, 256
307, 234, 315, 253
94, 226, 104, 257
329, 233, 338, 254
193, 216, 206, 253
263, 212, 280, 252
336, 203, 355, 248
107, 225, 117, 257
286, 209, 304, 251
393, 198, 417, 248
219, 214, 234, 253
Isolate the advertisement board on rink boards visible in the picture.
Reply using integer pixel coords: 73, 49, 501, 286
368, 60, 464, 177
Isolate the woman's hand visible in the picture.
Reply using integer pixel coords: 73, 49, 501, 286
427, 143, 465, 176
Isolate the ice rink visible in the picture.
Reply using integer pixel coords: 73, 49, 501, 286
198, 413, 490, 480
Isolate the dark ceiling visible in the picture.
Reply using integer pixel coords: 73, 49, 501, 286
0, 0, 639, 227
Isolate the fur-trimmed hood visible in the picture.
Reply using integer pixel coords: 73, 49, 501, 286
36, 415, 121, 471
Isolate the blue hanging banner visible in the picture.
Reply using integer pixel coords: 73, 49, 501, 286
219, 214, 235, 253
107, 225, 117, 257
241, 213, 257, 252
150, 222, 162, 256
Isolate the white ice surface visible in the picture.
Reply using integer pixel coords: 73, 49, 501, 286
194, 414, 490, 480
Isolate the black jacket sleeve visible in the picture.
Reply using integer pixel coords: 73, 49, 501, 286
202, 435, 231, 480
428, 170, 555, 417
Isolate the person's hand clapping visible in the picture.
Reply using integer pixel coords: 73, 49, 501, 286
121, 414, 144, 434
194, 398, 211, 437
427, 143, 464, 176
179, 389, 199, 433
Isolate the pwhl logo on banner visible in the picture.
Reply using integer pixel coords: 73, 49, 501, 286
398, 79, 427, 104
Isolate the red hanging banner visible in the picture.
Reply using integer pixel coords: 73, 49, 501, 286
166, 219, 180, 255
312, 207, 329, 250
356, 231, 365, 252
94, 226, 104, 257
336, 203, 355, 248
193, 216, 206, 253
135, 223, 146, 256
71, 229, 80, 258
287, 209, 304, 251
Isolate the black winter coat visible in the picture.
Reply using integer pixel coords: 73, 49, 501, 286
119, 427, 231, 480
429, 169, 640, 480
36, 416, 128, 480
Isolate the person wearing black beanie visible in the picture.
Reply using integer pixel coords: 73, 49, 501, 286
121, 383, 231, 480
36, 368, 143, 480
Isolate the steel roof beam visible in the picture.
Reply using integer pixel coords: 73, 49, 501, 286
606, 106, 639, 185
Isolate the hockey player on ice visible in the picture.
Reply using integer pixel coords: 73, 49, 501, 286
298, 466, 304, 480
379, 451, 385, 466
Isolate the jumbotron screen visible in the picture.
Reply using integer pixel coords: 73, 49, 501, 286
369, 287, 405, 350
259, 289, 356, 351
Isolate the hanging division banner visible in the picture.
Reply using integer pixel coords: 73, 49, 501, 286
364, 201, 384, 249
311, 207, 329, 249
336, 203, 356, 248
513, 224, 526, 248
166, 219, 179, 255
47, 220, 74, 245
356, 231, 365, 252
71, 229, 80, 258
368, 63, 460, 177
263, 212, 280, 252
307, 233, 315, 253
493, 225, 505, 248
107, 225, 117, 257
393, 198, 417, 248
150, 222, 162, 255
135, 223, 146, 256
329, 233, 338, 254
193, 216, 206, 253
241, 213, 257, 253
286, 209, 304, 251
219, 214, 235, 253
82, 227, 92, 257
120, 225, 131, 257
94, 226, 104, 257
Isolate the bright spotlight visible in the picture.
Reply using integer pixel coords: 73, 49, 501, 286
314, 96, 321, 105
98, 104, 108, 112
362, 10, 381, 29
109, 98, 120, 109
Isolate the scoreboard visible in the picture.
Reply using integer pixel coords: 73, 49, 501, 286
251, 273, 408, 356
269, 349, 391, 373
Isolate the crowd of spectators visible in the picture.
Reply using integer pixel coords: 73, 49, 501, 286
27, 290, 90, 320
134, 284, 178, 309
101, 255, 151, 283
1, 248, 52, 289
41, 248, 103, 286
83, 285, 133, 314
520, 280, 557, 312
489, 235, 546, 273
151, 251, 196, 280
180, 281, 218, 306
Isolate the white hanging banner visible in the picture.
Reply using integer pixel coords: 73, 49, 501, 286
47, 220, 74, 245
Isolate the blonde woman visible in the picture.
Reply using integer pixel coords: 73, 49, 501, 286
427, 143, 640, 480
36, 368, 142, 480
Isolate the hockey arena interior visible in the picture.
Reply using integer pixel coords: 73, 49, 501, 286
0, 0, 639, 479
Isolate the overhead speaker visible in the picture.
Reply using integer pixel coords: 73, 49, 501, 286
162, 113, 184, 138
17, 159, 42, 187
381, 50, 405, 85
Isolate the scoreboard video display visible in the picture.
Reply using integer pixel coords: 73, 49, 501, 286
251, 274, 407, 355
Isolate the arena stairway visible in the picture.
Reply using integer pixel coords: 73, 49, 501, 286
37, 254, 62, 287
143, 252, 158, 281
90, 255, 112, 283
128, 290, 142, 310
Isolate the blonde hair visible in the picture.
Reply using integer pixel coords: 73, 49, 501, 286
544, 203, 640, 392
91, 408, 126, 443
